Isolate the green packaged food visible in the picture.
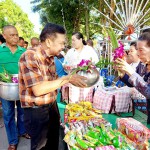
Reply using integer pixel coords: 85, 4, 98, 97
84, 140, 95, 148
76, 137, 88, 149
70, 145, 82, 150
112, 137, 120, 148
87, 131, 99, 139
83, 135, 99, 145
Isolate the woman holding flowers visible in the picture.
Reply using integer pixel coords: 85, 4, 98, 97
115, 32, 150, 124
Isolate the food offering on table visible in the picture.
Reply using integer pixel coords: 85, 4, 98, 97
64, 101, 103, 123
117, 118, 150, 150
64, 101, 135, 150
64, 122, 135, 150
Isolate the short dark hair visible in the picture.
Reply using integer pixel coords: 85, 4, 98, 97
19, 37, 24, 41
40, 23, 66, 42
138, 32, 150, 47
24, 41, 28, 44
142, 28, 150, 33
87, 39, 93, 47
31, 37, 39, 41
2, 25, 16, 33
72, 32, 86, 45
0, 34, 6, 43
130, 41, 137, 49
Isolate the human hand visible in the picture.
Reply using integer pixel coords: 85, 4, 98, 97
68, 74, 87, 88
115, 58, 135, 76
63, 65, 75, 73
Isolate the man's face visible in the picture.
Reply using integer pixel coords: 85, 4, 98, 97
24, 43, 28, 49
128, 45, 138, 61
31, 39, 39, 48
46, 33, 66, 56
71, 35, 82, 49
137, 40, 150, 63
3, 28, 19, 46
18, 39, 24, 47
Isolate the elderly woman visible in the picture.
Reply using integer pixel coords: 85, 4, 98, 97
115, 32, 150, 123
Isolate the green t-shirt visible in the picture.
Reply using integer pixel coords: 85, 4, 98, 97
0, 43, 26, 74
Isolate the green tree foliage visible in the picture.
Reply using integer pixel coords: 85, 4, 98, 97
31, 0, 101, 41
31, 0, 150, 42
0, 0, 36, 41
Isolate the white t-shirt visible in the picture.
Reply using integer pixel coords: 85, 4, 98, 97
63, 45, 99, 103
64, 45, 99, 66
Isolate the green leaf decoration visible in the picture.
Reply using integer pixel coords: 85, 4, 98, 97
107, 26, 118, 50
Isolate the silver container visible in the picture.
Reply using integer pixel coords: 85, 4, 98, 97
0, 74, 19, 101
77, 68, 99, 87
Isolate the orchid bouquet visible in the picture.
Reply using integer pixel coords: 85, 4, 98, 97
0, 68, 18, 83
107, 27, 125, 77
70, 59, 99, 87
75, 59, 96, 73
107, 26, 125, 60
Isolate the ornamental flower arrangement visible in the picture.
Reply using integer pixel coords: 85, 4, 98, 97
113, 41, 125, 61
105, 26, 125, 77
76, 59, 96, 73
106, 26, 125, 61
0, 68, 18, 83
71, 59, 99, 87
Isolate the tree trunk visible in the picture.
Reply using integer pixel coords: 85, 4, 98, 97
74, 0, 81, 31
85, 0, 89, 39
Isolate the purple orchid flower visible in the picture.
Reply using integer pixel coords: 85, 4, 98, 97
77, 59, 91, 67
75, 59, 96, 73
12, 77, 18, 83
113, 41, 124, 61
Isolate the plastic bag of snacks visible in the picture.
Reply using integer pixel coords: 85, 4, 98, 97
117, 118, 150, 149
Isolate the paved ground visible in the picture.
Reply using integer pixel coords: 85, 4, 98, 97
0, 109, 30, 150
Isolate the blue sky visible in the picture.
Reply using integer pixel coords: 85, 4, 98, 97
13, 0, 41, 34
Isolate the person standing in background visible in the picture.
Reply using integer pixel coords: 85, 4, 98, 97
62, 32, 99, 103
86, 39, 94, 47
30, 37, 39, 48
18, 37, 25, 48
0, 34, 6, 45
24, 41, 28, 49
0, 25, 30, 150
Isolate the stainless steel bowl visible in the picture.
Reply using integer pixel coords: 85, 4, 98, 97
77, 68, 100, 87
0, 74, 19, 101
